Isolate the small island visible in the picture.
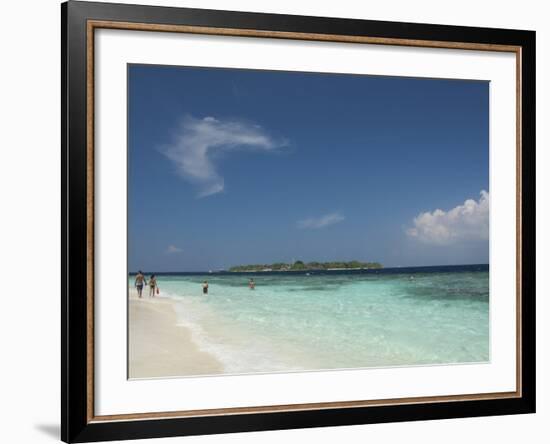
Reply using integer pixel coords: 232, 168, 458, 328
229, 260, 383, 272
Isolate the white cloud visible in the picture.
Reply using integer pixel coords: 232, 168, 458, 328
166, 245, 182, 254
298, 212, 345, 229
161, 115, 284, 197
406, 190, 489, 245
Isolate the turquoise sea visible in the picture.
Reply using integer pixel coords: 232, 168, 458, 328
130, 265, 489, 375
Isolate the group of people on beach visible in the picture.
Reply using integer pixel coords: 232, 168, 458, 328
201, 278, 255, 295
135, 272, 257, 297
134, 271, 158, 298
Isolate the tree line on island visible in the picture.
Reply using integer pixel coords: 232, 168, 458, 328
228, 260, 383, 272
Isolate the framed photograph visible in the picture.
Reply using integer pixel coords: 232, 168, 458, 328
62, 1, 535, 442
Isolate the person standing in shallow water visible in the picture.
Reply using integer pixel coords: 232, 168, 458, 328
202, 281, 209, 295
134, 270, 147, 298
149, 274, 157, 298
248, 278, 255, 290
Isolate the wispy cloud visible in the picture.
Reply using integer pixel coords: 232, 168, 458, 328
297, 212, 345, 229
161, 115, 285, 197
166, 245, 183, 254
406, 190, 489, 245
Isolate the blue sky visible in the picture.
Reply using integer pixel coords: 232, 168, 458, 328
128, 64, 489, 272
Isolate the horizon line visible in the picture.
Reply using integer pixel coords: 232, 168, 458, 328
129, 263, 489, 274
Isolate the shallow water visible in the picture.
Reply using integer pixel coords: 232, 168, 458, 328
130, 265, 489, 375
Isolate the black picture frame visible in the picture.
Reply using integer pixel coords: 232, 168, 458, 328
62, 1, 536, 442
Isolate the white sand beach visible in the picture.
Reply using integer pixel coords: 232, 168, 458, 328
128, 289, 223, 378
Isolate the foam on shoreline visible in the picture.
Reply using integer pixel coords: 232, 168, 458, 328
128, 288, 224, 378
166, 290, 308, 375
